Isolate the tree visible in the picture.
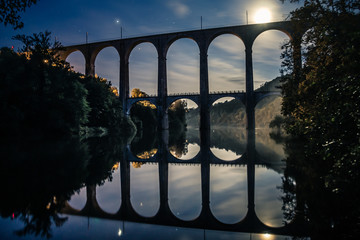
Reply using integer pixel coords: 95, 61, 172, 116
279, 1, 360, 238
0, 47, 89, 137
0, 0, 37, 29
129, 88, 157, 132
131, 88, 148, 98
79, 75, 128, 132
12, 31, 67, 67
168, 99, 187, 129
280, 0, 360, 158
1, 31, 134, 138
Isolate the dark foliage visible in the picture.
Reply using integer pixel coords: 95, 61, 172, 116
0, 0, 37, 29
0, 134, 130, 238
0, 138, 89, 238
79, 75, 130, 133
279, 1, 360, 239
0, 47, 89, 138
0, 31, 134, 138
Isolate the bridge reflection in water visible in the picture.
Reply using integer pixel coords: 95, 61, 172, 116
63, 129, 307, 238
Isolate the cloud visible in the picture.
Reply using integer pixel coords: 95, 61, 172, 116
208, 56, 246, 92
167, 1, 190, 18
226, 77, 245, 83
210, 35, 245, 56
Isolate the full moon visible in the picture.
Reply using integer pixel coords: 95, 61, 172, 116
254, 8, 271, 23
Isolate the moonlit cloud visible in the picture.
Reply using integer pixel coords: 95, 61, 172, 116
167, 1, 190, 18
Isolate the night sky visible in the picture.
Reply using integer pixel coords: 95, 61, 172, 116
1, 0, 301, 95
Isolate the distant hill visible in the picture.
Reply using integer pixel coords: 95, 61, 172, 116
255, 76, 282, 92
186, 76, 283, 127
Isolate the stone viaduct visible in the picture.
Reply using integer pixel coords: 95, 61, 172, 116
59, 21, 302, 131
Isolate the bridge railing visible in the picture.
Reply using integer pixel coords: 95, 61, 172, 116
127, 91, 248, 98
209, 90, 245, 95
168, 92, 200, 96
129, 94, 157, 98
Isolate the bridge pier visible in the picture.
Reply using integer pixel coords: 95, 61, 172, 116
246, 129, 256, 215
119, 44, 130, 113
157, 43, 169, 130
199, 125, 211, 221
158, 130, 170, 216
245, 42, 255, 130
199, 42, 210, 132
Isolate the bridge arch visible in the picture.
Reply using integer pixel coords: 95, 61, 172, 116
166, 95, 200, 107
96, 164, 122, 214
66, 50, 86, 74
130, 162, 160, 217
128, 42, 158, 96
94, 46, 120, 89
253, 27, 294, 43
168, 164, 202, 221
208, 34, 246, 93
67, 186, 87, 211
167, 38, 200, 95
253, 30, 290, 91
125, 39, 157, 59
90, 43, 121, 65
208, 94, 246, 107
255, 166, 287, 227
208, 31, 245, 47
210, 164, 248, 224
165, 34, 200, 54
59, 47, 86, 62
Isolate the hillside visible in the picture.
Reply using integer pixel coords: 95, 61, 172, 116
186, 77, 283, 128
255, 76, 282, 92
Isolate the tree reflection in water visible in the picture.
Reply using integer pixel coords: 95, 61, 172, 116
0, 135, 127, 238
280, 136, 360, 240
0, 138, 89, 238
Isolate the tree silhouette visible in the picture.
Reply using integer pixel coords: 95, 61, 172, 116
0, 32, 134, 138
279, 1, 360, 238
0, 0, 38, 29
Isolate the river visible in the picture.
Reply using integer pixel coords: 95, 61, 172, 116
0, 125, 347, 239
